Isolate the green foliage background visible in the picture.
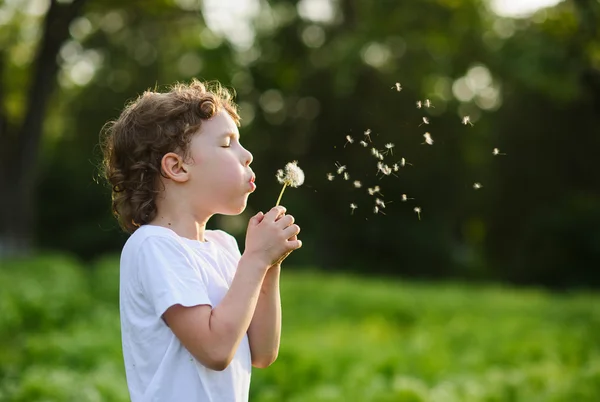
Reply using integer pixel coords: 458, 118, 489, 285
1, 256, 599, 401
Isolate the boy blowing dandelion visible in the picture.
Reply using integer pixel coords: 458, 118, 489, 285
100, 79, 301, 402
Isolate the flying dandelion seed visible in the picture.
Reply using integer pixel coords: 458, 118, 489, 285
353, 180, 362, 188
326, 173, 335, 181
368, 188, 375, 196
419, 117, 430, 126
462, 116, 474, 126
373, 185, 383, 196
364, 129, 372, 142
424, 99, 434, 108
400, 157, 412, 167
493, 148, 506, 156
378, 154, 384, 161
373, 205, 386, 215
335, 162, 347, 174
393, 163, 399, 172
401, 193, 414, 202
375, 198, 391, 208
414, 207, 422, 220
392, 82, 402, 92
350, 203, 358, 214
416, 100, 422, 109
376, 161, 384, 174
343, 172, 350, 180
473, 182, 483, 190
275, 161, 305, 206
384, 143, 395, 155
359, 140, 368, 147
344, 135, 354, 148
423, 132, 434, 145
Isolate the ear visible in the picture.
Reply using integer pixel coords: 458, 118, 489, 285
161, 152, 189, 183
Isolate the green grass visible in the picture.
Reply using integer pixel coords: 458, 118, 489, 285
1, 255, 599, 401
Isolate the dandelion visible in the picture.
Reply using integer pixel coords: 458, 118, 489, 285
424, 99, 434, 108
419, 117, 430, 126
344, 135, 354, 148
364, 129, 372, 142
343, 172, 350, 180
350, 203, 358, 214
414, 207, 422, 220
493, 148, 506, 156
384, 143, 395, 155
359, 140, 368, 147
326, 173, 335, 181
423, 132, 434, 145
416, 100, 422, 109
353, 180, 362, 188
335, 162, 347, 174
473, 182, 483, 190
401, 194, 414, 202
392, 82, 402, 91
462, 116, 474, 126
275, 161, 305, 206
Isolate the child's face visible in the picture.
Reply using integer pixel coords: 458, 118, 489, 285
186, 110, 254, 216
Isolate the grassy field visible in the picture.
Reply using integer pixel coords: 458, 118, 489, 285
0, 254, 599, 401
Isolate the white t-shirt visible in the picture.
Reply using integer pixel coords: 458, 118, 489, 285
119, 224, 251, 402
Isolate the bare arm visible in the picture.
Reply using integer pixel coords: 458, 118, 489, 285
163, 254, 269, 371
247, 263, 281, 368
163, 206, 300, 371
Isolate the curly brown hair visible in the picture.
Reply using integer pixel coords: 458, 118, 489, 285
100, 79, 240, 234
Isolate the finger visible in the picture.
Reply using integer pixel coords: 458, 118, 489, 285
276, 214, 295, 228
287, 238, 302, 250
249, 212, 264, 226
283, 224, 300, 239
264, 206, 286, 222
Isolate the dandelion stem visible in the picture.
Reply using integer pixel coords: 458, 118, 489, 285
275, 183, 288, 206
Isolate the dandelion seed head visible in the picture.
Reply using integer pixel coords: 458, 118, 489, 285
277, 161, 305, 187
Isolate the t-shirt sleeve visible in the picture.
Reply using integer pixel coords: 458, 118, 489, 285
136, 235, 212, 319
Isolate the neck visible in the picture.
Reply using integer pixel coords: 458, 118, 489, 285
150, 205, 212, 243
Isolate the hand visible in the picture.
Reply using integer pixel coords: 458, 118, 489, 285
244, 206, 302, 268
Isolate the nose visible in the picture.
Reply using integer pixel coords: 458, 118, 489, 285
243, 147, 253, 167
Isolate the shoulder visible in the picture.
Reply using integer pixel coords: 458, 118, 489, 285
123, 225, 191, 260
206, 229, 241, 255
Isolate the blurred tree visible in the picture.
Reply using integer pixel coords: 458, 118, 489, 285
0, 0, 87, 256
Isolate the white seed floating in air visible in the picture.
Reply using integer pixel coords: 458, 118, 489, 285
359, 140, 368, 147
373, 205, 386, 215
364, 129, 372, 142
392, 82, 402, 92
343, 172, 350, 180
393, 163, 399, 172
368, 187, 375, 196
416, 100, 422, 109
424, 99, 434, 108
493, 148, 506, 156
335, 162, 347, 174
384, 143, 395, 155
373, 185, 383, 196
326, 173, 335, 181
423, 132, 434, 145
353, 180, 362, 188
345, 135, 354, 147
414, 207, 422, 220
401, 157, 412, 167
350, 203, 358, 214
419, 117, 430, 126
462, 116, 474, 126
402, 194, 414, 202
473, 182, 482, 190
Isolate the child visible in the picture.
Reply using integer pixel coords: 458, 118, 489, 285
100, 79, 302, 401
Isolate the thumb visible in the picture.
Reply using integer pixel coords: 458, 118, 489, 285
250, 211, 264, 225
